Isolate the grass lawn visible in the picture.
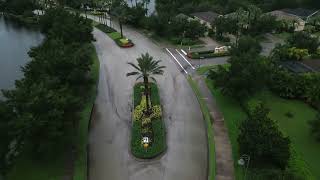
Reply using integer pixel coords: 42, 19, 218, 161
187, 76, 216, 180
197, 66, 320, 179
7, 44, 100, 180
273, 32, 291, 40
108, 32, 122, 40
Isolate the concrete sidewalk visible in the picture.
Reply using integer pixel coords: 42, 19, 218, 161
193, 74, 235, 180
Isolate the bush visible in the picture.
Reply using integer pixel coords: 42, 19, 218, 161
95, 24, 134, 48
287, 32, 319, 54
269, 69, 320, 108
187, 50, 229, 59
114, 38, 134, 48
238, 103, 291, 169
131, 83, 166, 159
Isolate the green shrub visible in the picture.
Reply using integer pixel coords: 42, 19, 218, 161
188, 51, 230, 59
107, 32, 122, 40
95, 24, 116, 34
131, 83, 166, 159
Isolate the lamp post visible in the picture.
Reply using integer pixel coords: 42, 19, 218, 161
238, 154, 250, 180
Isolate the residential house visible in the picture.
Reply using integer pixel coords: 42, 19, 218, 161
268, 8, 320, 31
190, 11, 221, 29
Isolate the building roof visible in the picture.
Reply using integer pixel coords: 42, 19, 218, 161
281, 8, 318, 19
301, 59, 320, 72
175, 13, 189, 20
280, 61, 315, 73
268, 10, 304, 22
190, 11, 220, 23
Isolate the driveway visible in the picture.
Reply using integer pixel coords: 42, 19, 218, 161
260, 33, 285, 56
89, 20, 208, 180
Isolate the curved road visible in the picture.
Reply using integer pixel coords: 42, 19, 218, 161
89, 21, 207, 180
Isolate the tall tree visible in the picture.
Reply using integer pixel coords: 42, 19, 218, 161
238, 103, 291, 169
127, 53, 165, 114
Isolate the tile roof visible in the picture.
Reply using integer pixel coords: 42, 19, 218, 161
190, 11, 220, 23
281, 8, 319, 19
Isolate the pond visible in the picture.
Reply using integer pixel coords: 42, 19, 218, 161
0, 16, 43, 94
126, 0, 155, 16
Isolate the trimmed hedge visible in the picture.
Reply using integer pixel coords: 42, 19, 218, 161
187, 50, 229, 59
131, 83, 166, 159
115, 38, 134, 48
95, 23, 134, 48
95, 24, 116, 33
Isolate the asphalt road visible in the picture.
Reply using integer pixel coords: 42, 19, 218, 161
89, 21, 208, 180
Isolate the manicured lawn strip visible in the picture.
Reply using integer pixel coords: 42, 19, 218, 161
95, 23, 134, 48
187, 51, 229, 59
95, 23, 116, 34
198, 66, 319, 179
131, 83, 166, 159
108, 32, 122, 40
73, 44, 100, 180
187, 76, 216, 180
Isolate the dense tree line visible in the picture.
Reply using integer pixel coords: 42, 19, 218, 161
155, 0, 320, 16
0, 0, 36, 14
0, 8, 94, 176
207, 34, 320, 177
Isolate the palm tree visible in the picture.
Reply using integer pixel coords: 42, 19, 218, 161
127, 53, 165, 114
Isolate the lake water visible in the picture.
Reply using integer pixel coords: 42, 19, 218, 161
0, 16, 43, 92
127, 0, 155, 16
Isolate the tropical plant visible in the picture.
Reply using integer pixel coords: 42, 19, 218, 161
287, 31, 320, 54
127, 53, 165, 114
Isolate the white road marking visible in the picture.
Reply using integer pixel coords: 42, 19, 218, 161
165, 48, 188, 74
175, 49, 195, 70
181, 49, 187, 55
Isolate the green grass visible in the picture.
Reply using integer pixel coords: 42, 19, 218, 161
107, 32, 122, 40
204, 77, 246, 180
273, 32, 291, 40
198, 65, 320, 179
131, 83, 166, 159
249, 91, 318, 179
73, 44, 100, 180
95, 23, 116, 34
187, 76, 216, 180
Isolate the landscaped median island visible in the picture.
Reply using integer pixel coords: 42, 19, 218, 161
126, 53, 166, 159
95, 23, 134, 48
131, 83, 166, 159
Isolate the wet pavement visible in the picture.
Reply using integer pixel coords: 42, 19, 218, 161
89, 23, 208, 180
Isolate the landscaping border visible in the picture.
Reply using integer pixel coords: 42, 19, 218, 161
187, 76, 216, 180
187, 51, 229, 59
95, 23, 134, 48
130, 83, 167, 159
